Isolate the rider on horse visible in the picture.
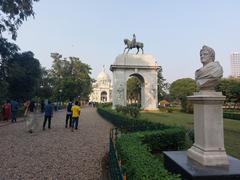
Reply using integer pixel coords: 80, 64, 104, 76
132, 34, 136, 48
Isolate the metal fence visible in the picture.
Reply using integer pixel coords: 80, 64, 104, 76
109, 128, 125, 180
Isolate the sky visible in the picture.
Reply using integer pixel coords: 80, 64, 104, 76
11, 0, 240, 83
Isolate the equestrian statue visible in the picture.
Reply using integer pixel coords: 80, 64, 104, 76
123, 34, 144, 54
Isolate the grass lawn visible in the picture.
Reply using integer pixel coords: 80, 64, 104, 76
140, 111, 240, 159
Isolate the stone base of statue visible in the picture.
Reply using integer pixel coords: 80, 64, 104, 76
187, 91, 228, 166
163, 91, 240, 179
110, 54, 159, 110
163, 151, 240, 180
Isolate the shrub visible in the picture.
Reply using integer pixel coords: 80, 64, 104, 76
115, 105, 122, 113
223, 112, 240, 120
116, 132, 181, 180
128, 106, 140, 118
166, 107, 173, 113
97, 107, 170, 132
187, 128, 194, 142
142, 128, 186, 152
111, 105, 140, 118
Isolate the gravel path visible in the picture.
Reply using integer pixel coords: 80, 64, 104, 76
0, 106, 113, 180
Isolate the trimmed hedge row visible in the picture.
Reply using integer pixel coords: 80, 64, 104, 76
116, 129, 183, 180
97, 107, 170, 132
115, 105, 140, 118
224, 112, 240, 120
142, 128, 186, 152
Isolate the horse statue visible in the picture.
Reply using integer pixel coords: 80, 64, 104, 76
123, 39, 144, 54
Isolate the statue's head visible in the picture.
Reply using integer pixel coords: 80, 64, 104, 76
200, 45, 215, 66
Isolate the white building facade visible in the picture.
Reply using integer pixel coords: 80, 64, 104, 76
231, 52, 240, 78
89, 68, 112, 103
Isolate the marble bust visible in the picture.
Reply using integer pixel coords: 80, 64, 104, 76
195, 45, 223, 90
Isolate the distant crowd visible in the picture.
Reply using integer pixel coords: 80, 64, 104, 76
1, 99, 82, 133
1, 99, 18, 123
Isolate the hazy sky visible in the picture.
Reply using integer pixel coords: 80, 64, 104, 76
12, 0, 240, 83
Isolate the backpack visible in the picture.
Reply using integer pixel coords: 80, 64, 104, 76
67, 102, 72, 112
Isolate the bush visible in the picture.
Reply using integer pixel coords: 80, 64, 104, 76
223, 112, 240, 120
166, 107, 173, 113
115, 105, 140, 118
97, 107, 170, 132
128, 106, 140, 118
187, 128, 194, 142
116, 132, 181, 180
142, 128, 186, 152
180, 96, 193, 113
115, 105, 122, 113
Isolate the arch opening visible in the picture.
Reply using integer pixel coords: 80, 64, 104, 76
100, 91, 107, 102
126, 73, 144, 107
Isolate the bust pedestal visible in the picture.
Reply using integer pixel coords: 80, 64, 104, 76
187, 91, 228, 166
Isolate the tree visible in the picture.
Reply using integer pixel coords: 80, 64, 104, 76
157, 67, 169, 101
38, 67, 53, 100
216, 78, 240, 108
0, 0, 39, 102
49, 54, 93, 101
169, 78, 196, 112
0, 38, 19, 101
0, 0, 39, 40
6, 51, 41, 101
127, 76, 141, 104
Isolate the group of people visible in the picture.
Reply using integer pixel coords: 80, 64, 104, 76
22, 99, 81, 133
1, 99, 18, 123
65, 100, 81, 132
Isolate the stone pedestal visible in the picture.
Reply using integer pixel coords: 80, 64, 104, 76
187, 91, 228, 166
163, 151, 240, 180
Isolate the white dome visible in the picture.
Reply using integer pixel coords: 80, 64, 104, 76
97, 70, 111, 81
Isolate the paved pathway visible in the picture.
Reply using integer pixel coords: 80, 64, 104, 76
0, 106, 113, 180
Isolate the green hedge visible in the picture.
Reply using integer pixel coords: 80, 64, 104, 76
224, 112, 240, 120
97, 107, 170, 132
116, 131, 181, 180
142, 128, 186, 152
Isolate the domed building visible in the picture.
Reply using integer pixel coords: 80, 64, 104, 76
89, 67, 112, 103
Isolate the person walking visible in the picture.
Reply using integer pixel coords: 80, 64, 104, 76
10, 99, 18, 123
2, 100, 11, 121
65, 99, 73, 128
24, 100, 36, 133
43, 101, 53, 130
71, 101, 81, 132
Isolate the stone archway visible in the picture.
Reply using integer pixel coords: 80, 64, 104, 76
127, 73, 144, 106
100, 91, 107, 102
110, 54, 160, 110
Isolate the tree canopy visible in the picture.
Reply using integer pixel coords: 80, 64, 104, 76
216, 78, 240, 105
170, 78, 196, 100
6, 51, 41, 101
169, 78, 196, 112
49, 54, 93, 101
0, 0, 39, 40
0, 0, 39, 102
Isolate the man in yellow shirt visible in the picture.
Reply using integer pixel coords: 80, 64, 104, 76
71, 101, 81, 131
